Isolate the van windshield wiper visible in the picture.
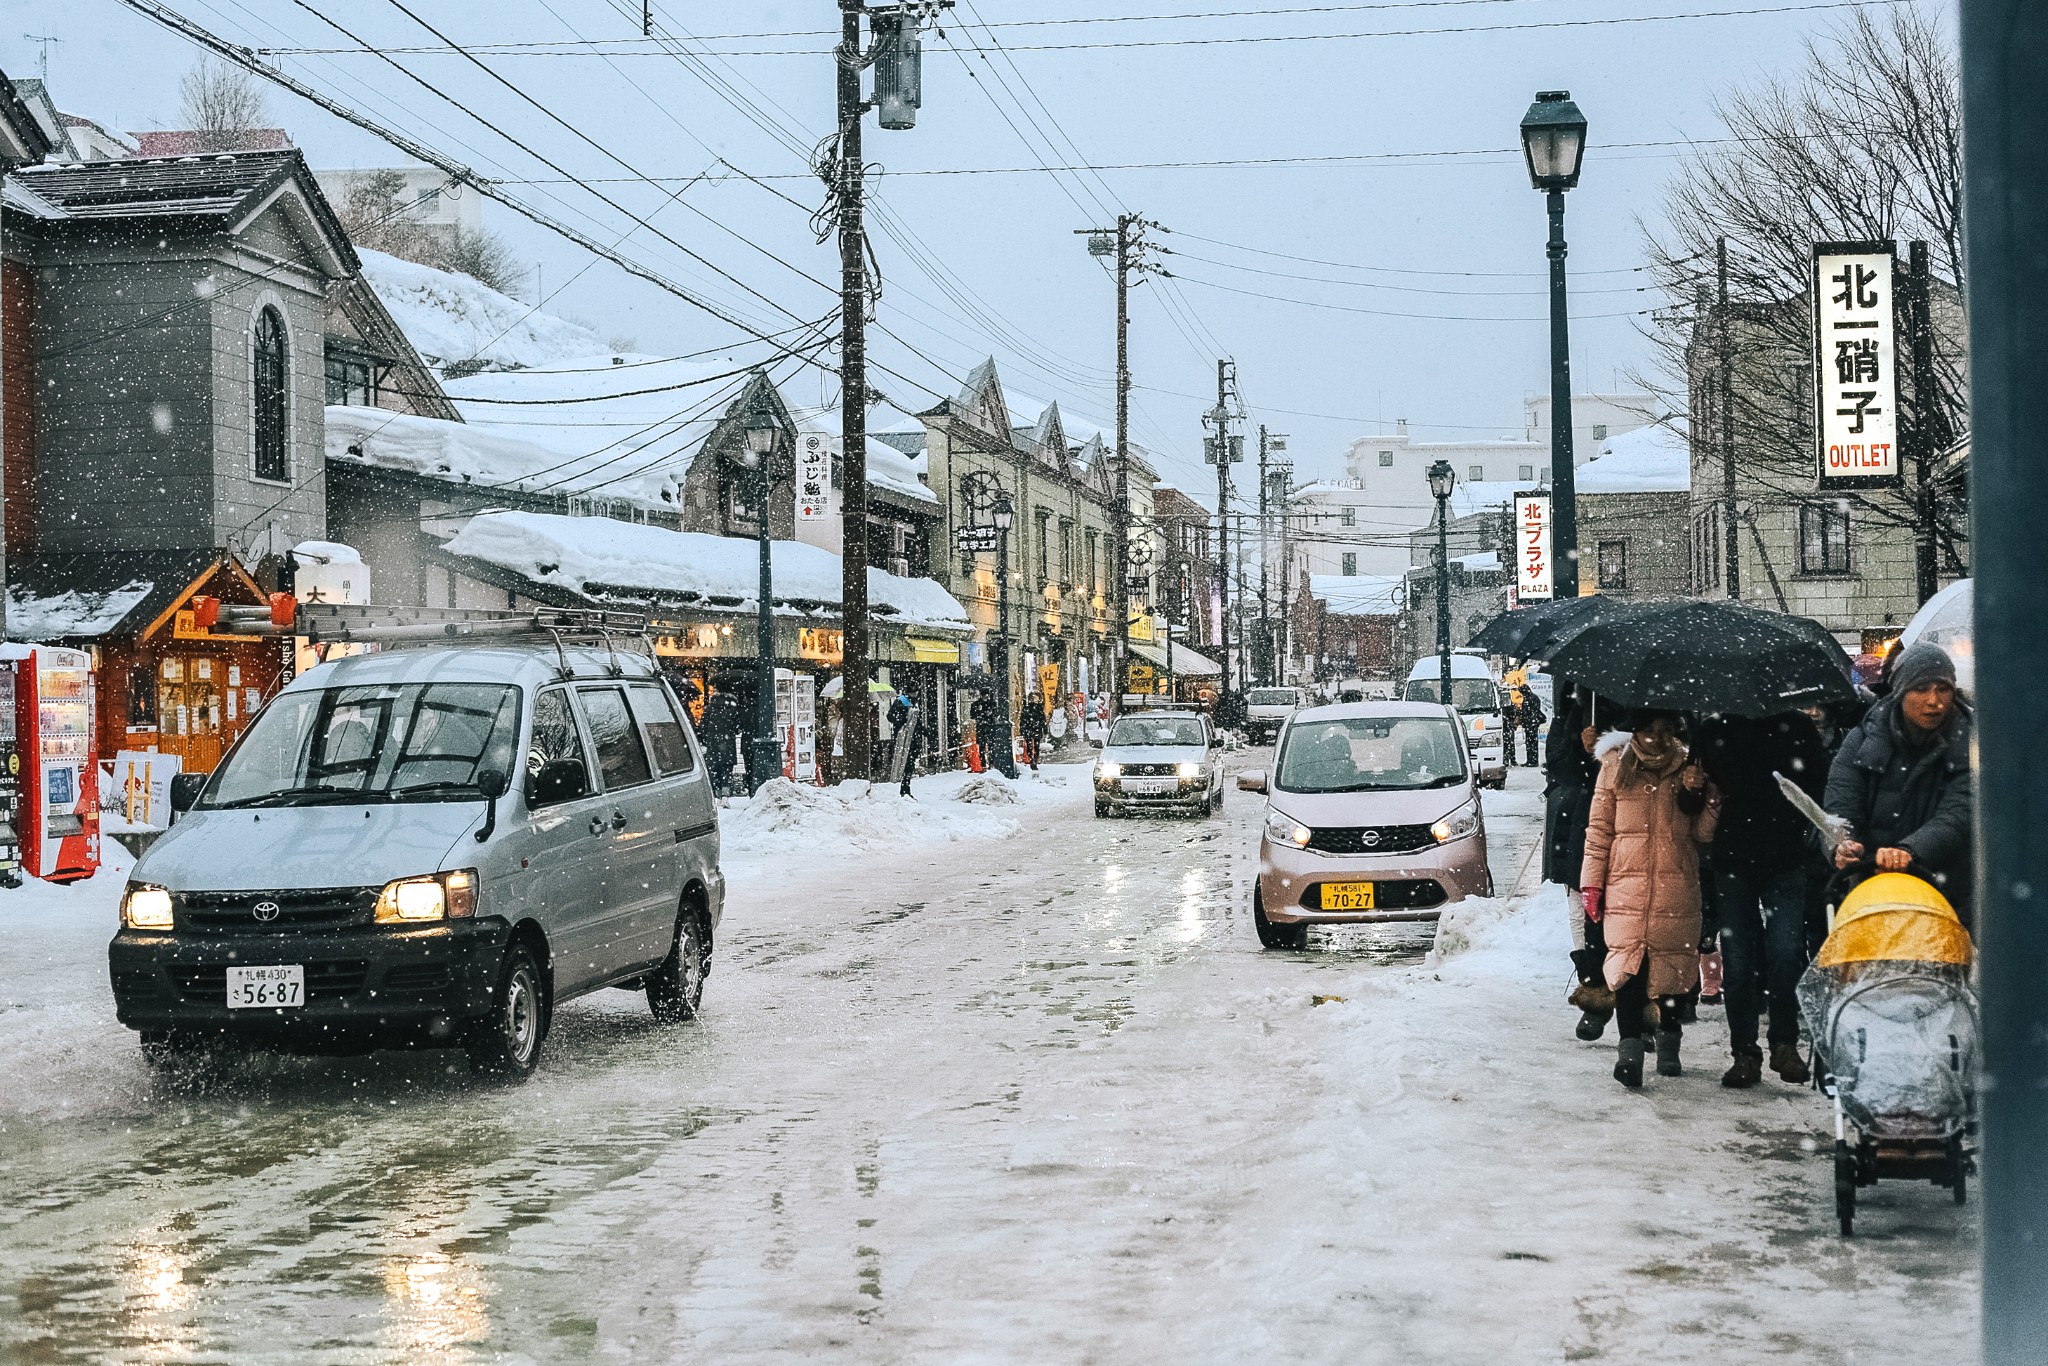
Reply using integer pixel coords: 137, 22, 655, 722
211, 786, 387, 809
389, 780, 482, 801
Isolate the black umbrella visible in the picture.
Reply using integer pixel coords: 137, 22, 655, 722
1469, 595, 1631, 662
1542, 599, 1855, 718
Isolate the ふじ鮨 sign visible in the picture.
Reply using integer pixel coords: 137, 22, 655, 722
1514, 494, 1552, 602
1812, 243, 1900, 489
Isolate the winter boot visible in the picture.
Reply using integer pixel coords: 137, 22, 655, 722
1770, 1043, 1811, 1085
1614, 1037, 1645, 1089
1655, 1027, 1684, 1077
1721, 1046, 1763, 1088
1575, 1008, 1613, 1042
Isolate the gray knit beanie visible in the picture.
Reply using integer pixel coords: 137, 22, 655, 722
1889, 641, 1957, 696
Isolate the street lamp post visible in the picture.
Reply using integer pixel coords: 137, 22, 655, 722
986, 491, 1020, 779
738, 401, 784, 792
1427, 459, 1457, 706
1520, 90, 1589, 599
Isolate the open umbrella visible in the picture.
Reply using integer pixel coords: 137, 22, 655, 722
1542, 599, 1854, 718
1469, 595, 1629, 662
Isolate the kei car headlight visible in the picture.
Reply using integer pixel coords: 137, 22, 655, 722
1265, 809, 1312, 848
1431, 802, 1481, 844
121, 884, 174, 930
374, 870, 478, 924
1177, 762, 1206, 780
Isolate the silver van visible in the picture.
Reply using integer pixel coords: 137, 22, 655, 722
107, 643, 723, 1079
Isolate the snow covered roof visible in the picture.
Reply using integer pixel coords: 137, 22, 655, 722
357, 248, 609, 372
6, 581, 153, 640
1446, 480, 1524, 519
1457, 551, 1502, 572
442, 511, 971, 633
1310, 573, 1403, 616
791, 407, 936, 505
326, 404, 685, 511
1578, 422, 1691, 494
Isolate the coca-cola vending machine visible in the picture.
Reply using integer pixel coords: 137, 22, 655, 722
12, 646, 98, 882
0, 648, 21, 885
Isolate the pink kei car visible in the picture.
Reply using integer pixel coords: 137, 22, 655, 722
1238, 701, 1494, 950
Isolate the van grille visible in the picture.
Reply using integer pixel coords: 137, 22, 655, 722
1305, 824, 1438, 855
168, 961, 369, 1002
1119, 763, 1178, 778
173, 888, 378, 930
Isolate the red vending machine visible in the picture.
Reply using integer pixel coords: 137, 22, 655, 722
13, 646, 99, 883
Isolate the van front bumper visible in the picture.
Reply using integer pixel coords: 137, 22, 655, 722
108, 919, 509, 1047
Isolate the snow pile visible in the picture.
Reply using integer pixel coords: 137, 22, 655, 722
1579, 422, 1690, 494
357, 248, 606, 371
327, 405, 684, 510
7, 581, 151, 640
1426, 890, 1525, 964
719, 777, 1024, 864
442, 510, 972, 631
952, 774, 1022, 805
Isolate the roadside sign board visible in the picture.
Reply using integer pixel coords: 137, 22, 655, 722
797, 433, 833, 521
1513, 494, 1553, 602
1813, 242, 1901, 489
954, 525, 1001, 554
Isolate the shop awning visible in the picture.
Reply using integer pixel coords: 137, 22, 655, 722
1129, 640, 1222, 677
905, 636, 960, 665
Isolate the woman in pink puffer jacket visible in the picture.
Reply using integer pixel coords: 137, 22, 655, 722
1580, 712, 1721, 1089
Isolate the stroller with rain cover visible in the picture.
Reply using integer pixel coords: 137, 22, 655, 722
1798, 864, 1977, 1237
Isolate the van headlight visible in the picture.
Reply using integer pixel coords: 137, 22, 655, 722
1177, 762, 1206, 780
121, 884, 174, 930
1095, 762, 1121, 783
374, 870, 479, 924
1431, 802, 1481, 844
1265, 809, 1312, 848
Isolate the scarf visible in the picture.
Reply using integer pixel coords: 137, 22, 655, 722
1622, 730, 1687, 788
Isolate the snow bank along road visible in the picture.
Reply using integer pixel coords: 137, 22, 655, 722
0, 760, 1974, 1362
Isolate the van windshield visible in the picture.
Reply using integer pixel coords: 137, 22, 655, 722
203, 683, 522, 808
1401, 678, 1499, 713
1247, 688, 1299, 707
1275, 715, 1467, 792
1107, 715, 1205, 748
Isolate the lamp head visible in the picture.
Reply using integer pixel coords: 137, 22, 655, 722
992, 491, 1014, 531
1519, 90, 1588, 191
743, 405, 778, 459
1426, 459, 1457, 500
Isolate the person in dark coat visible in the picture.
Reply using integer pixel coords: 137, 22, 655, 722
699, 688, 742, 797
1016, 696, 1046, 772
1694, 710, 1830, 1087
1515, 684, 1546, 767
886, 693, 921, 796
1543, 680, 1609, 1039
1825, 642, 1974, 920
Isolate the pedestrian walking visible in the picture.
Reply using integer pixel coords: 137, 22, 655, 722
1515, 684, 1546, 766
1580, 712, 1721, 1089
1543, 680, 1608, 1039
1694, 710, 1829, 1087
1016, 697, 1046, 773
700, 686, 741, 797
1825, 642, 1974, 921
886, 692, 922, 797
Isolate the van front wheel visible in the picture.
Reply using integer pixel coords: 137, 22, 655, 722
648, 913, 707, 1023
466, 943, 546, 1079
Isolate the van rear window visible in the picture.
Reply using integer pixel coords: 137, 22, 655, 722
629, 684, 695, 775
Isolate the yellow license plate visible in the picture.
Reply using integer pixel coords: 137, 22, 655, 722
1321, 881, 1376, 911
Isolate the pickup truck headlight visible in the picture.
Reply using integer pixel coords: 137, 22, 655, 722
374, 870, 478, 924
1265, 809, 1312, 848
1431, 802, 1481, 844
121, 884, 174, 930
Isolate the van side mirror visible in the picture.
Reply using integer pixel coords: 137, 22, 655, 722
170, 773, 207, 814
1237, 769, 1268, 793
475, 769, 510, 844
529, 758, 589, 807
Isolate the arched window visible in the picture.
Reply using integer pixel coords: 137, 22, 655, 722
252, 307, 288, 481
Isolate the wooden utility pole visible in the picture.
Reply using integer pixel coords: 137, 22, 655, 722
836, 0, 874, 778
1719, 236, 1740, 599
1905, 239, 1946, 605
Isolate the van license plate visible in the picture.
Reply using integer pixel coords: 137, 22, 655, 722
1122, 778, 1172, 794
1321, 882, 1376, 911
227, 965, 304, 1009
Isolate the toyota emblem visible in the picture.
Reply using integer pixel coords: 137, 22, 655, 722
1361, 830, 1381, 848
252, 901, 281, 922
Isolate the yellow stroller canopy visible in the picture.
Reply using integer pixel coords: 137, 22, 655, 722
1817, 872, 1973, 969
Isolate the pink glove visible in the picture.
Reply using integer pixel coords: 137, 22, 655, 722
1582, 887, 1604, 923
1700, 948, 1724, 997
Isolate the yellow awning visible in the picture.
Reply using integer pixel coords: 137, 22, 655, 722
905, 637, 960, 665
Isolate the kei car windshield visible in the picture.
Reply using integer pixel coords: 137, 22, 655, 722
1107, 715, 1205, 748
1275, 715, 1468, 793
202, 683, 522, 808
1400, 678, 1499, 713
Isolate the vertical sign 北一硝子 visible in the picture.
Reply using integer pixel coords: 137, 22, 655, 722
1813, 243, 1902, 489
1514, 494, 1553, 602
796, 433, 833, 522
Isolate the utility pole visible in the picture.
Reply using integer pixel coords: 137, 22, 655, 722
1078, 215, 1156, 705
1958, 1, 2048, 1354
1274, 466, 1294, 684
1205, 359, 1239, 720
831, 1, 944, 781
1719, 236, 1740, 600
1906, 240, 1946, 606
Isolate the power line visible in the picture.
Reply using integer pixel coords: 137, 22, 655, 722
1166, 269, 1656, 323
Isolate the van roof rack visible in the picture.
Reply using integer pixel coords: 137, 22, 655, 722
196, 598, 650, 654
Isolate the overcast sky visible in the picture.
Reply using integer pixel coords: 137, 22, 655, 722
3, 0, 1941, 502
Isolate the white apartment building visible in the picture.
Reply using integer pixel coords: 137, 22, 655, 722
312, 165, 486, 238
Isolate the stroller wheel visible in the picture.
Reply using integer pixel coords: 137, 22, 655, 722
1834, 1140, 1857, 1237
